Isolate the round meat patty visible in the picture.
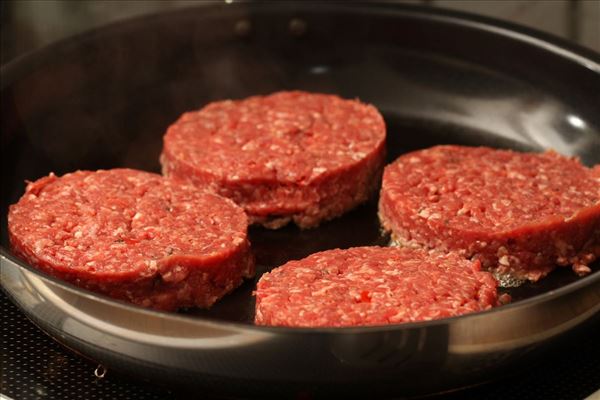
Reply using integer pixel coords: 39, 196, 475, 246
255, 246, 499, 327
161, 91, 386, 229
379, 145, 600, 284
8, 169, 255, 311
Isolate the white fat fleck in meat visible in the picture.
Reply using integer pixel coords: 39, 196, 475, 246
497, 246, 509, 256
33, 239, 53, 252
457, 206, 470, 216
507, 171, 526, 180
427, 185, 439, 195
311, 283, 337, 296
573, 264, 592, 275
241, 141, 257, 151
147, 260, 158, 272
312, 167, 327, 175
418, 209, 430, 218
351, 152, 366, 161
388, 310, 407, 322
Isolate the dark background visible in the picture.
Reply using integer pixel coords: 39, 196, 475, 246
2, 0, 599, 67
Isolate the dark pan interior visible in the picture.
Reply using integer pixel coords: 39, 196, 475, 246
2, 2, 599, 325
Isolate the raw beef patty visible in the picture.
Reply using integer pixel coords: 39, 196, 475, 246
8, 169, 255, 310
161, 91, 386, 229
255, 246, 498, 327
379, 145, 600, 284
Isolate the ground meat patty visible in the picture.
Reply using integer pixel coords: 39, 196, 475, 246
161, 91, 386, 229
8, 169, 255, 311
379, 145, 600, 284
255, 246, 498, 327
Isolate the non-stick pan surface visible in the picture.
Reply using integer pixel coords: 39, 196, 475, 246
1, 2, 599, 398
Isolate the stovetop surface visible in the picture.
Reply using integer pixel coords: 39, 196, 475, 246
1, 290, 598, 400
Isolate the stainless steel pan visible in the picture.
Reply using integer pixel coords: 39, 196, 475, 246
1, 2, 599, 398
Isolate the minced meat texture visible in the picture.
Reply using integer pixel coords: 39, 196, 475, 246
255, 246, 498, 327
164, 91, 383, 184
379, 145, 600, 283
384, 146, 599, 231
161, 91, 386, 228
8, 169, 254, 310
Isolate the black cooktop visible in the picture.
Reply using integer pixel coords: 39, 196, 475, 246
1, 290, 598, 400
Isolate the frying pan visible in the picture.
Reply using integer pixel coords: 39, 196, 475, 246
1, 2, 599, 398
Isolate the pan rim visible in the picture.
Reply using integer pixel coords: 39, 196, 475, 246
2, 246, 599, 335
